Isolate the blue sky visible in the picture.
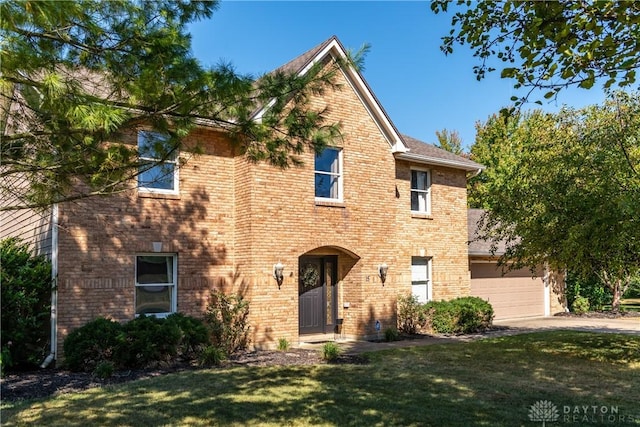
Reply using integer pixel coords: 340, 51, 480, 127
189, 1, 607, 151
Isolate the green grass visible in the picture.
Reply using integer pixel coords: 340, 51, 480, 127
3, 331, 640, 426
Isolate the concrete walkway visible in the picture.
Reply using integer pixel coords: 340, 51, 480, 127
299, 316, 640, 355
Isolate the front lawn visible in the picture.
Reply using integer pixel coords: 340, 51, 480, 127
3, 331, 639, 426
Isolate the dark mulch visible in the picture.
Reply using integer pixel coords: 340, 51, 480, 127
1, 349, 367, 403
554, 310, 640, 318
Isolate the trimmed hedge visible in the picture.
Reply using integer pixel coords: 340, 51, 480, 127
63, 314, 209, 373
424, 297, 494, 334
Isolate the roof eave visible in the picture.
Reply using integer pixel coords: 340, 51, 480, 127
395, 152, 485, 172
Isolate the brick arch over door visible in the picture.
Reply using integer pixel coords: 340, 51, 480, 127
298, 246, 360, 336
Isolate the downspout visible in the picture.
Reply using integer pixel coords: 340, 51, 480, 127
40, 203, 58, 368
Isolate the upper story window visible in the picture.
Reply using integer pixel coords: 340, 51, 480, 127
135, 254, 177, 317
315, 147, 343, 201
411, 169, 431, 214
138, 131, 178, 194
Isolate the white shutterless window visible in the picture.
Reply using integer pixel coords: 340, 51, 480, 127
135, 254, 177, 317
411, 256, 432, 303
137, 131, 179, 194
315, 147, 343, 201
411, 169, 431, 214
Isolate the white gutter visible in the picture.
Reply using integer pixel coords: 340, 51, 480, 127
396, 151, 484, 173
40, 203, 58, 368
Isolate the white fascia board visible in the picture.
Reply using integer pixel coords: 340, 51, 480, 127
253, 39, 408, 153
332, 46, 407, 152
396, 152, 485, 172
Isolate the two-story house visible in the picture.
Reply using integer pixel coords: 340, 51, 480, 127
1, 36, 483, 361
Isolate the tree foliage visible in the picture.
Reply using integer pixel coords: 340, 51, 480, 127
431, 1, 640, 104
1, 1, 349, 210
469, 92, 640, 310
1, 238, 52, 370
434, 128, 464, 155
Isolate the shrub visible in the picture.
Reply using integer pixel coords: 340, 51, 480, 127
384, 327, 399, 342
451, 297, 494, 333
425, 301, 458, 334
623, 275, 640, 299
424, 297, 494, 334
397, 293, 426, 334
204, 290, 251, 356
165, 313, 210, 358
63, 317, 123, 372
277, 338, 290, 351
572, 296, 590, 314
115, 315, 182, 368
566, 272, 611, 311
199, 345, 227, 366
1, 238, 52, 371
64, 313, 208, 372
321, 342, 341, 362
93, 361, 115, 379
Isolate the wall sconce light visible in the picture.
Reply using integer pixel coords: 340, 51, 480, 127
378, 263, 389, 284
273, 262, 284, 288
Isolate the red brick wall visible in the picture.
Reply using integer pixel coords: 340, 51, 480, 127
55, 69, 472, 355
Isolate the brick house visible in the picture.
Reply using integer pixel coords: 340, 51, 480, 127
1, 36, 483, 361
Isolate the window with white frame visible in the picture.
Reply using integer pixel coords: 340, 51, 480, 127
138, 131, 178, 193
135, 254, 177, 317
410, 169, 431, 214
315, 147, 342, 201
411, 256, 432, 303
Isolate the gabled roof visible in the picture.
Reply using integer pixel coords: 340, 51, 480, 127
253, 35, 407, 153
400, 134, 484, 173
258, 35, 485, 173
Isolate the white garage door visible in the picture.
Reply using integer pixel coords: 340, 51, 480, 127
470, 263, 545, 319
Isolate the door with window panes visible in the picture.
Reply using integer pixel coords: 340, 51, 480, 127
298, 256, 337, 334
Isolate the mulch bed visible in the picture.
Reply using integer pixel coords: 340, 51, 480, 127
3, 312, 637, 403
554, 311, 640, 318
1, 349, 367, 403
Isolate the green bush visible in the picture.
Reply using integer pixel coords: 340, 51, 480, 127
115, 315, 182, 368
277, 338, 290, 351
572, 296, 590, 314
425, 301, 458, 334
204, 290, 251, 356
199, 345, 227, 366
321, 342, 341, 362
384, 327, 399, 342
623, 275, 640, 299
93, 360, 115, 379
64, 313, 207, 372
566, 272, 611, 311
63, 317, 123, 372
397, 293, 426, 334
1, 238, 52, 371
165, 313, 209, 357
451, 297, 494, 333
424, 297, 494, 334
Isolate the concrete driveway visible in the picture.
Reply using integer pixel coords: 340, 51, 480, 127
494, 315, 640, 335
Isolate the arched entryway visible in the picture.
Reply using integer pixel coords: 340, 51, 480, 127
298, 246, 359, 336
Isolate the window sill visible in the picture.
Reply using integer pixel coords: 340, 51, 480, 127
315, 200, 346, 208
411, 213, 433, 220
138, 191, 180, 200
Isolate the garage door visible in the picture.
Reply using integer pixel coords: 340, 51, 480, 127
470, 263, 545, 319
